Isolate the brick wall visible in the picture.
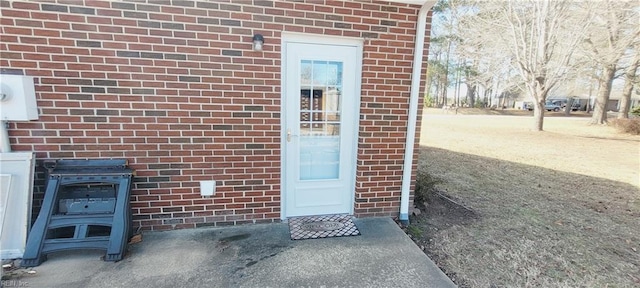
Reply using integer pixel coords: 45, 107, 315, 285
0, 0, 430, 230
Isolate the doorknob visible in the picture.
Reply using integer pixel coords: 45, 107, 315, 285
286, 129, 299, 142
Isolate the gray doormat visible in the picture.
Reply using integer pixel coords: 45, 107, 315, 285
288, 214, 361, 240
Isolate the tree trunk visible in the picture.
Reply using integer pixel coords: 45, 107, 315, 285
618, 84, 632, 119
467, 84, 476, 108
431, 77, 440, 107
564, 97, 574, 116
618, 53, 639, 119
455, 65, 461, 107
442, 40, 451, 107
440, 78, 447, 106
533, 100, 545, 131
530, 78, 549, 131
590, 65, 616, 124
425, 73, 432, 106
586, 79, 593, 113
485, 89, 490, 107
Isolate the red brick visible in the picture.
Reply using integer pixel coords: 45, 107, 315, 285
59, 14, 86, 23
2, 0, 427, 230
3, 9, 29, 18
94, 8, 117, 17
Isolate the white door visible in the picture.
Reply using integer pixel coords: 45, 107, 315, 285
282, 37, 362, 218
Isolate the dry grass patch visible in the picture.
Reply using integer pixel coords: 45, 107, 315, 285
419, 110, 639, 186
411, 111, 640, 287
610, 118, 640, 135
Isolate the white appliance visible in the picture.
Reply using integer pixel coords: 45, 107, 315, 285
0, 152, 35, 259
0, 74, 38, 259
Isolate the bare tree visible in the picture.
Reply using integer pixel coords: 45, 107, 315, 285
580, 0, 640, 124
456, 0, 591, 131
618, 49, 640, 119
427, 0, 466, 107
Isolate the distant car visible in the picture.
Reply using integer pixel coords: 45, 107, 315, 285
569, 101, 582, 111
524, 102, 534, 111
545, 103, 561, 112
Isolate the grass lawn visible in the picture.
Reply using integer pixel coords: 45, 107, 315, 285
410, 108, 639, 287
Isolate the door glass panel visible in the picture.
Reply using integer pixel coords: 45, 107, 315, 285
299, 60, 343, 180
300, 88, 311, 110
311, 112, 323, 122
312, 61, 328, 85
326, 112, 340, 121
301, 61, 312, 85
327, 61, 342, 86
300, 112, 310, 121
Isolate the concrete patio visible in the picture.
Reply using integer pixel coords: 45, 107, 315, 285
16, 218, 455, 288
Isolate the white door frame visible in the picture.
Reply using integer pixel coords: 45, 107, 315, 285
280, 32, 363, 219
